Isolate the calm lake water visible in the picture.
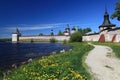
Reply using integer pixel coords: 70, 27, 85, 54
0, 42, 71, 70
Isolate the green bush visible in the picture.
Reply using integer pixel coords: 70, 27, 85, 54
30, 39, 34, 43
49, 38, 57, 43
63, 39, 67, 44
70, 31, 82, 42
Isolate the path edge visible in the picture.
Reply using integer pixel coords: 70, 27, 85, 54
82, 43, 95, 80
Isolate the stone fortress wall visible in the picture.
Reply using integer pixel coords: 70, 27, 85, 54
12, 25, 73, 42
19, 36, 70, 41
82, 9, 120, 43
82, 29, 120, 42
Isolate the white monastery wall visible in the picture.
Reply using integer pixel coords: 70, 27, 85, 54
104, 34, 114, 42
90, 35, 100, 41
82, 35, 100, 41
19, 36, 70, 41
114, 35, 120, 42
82, 36, 90, 41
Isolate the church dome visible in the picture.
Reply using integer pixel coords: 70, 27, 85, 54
72, 27, 76, 30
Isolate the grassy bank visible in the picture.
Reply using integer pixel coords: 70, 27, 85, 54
0, 71, 2, 80
93, 42, 120, 59
0, 38, 11, 42
5, 42, 93, 80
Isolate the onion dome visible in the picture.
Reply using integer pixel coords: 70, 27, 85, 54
72, 27, 76, 30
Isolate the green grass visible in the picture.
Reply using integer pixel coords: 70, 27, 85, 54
92, 42, 120, 59
0, 38, 11, 42
5, 42, 94, 80
0, 70, 2, 80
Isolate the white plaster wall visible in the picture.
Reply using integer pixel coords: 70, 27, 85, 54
104, 34, 117, 42
108, 31, 116, 35
109, 34, 114, 42
115, 35, 120, 42
82, 36, 90, 41
18, 29, 120, 42
19, 36, 70, 41
108, 29, 120, 35
104, 34, 110, 41
82, 35, 100, 42
64, 33, 70, 36
12, 34, 18, 42
53, 36, 70, 41
92, 35, 100, 41
100, 30, 108, 35
115, 30, 120, 34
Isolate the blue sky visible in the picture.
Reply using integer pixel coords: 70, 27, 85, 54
0, 0, 120, 38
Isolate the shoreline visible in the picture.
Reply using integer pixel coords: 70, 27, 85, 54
3, 42, 93, 80
0, 44, 72, 79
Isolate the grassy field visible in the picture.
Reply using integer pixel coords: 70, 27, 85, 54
93, 42, 120, 59
4, 42, 93, 80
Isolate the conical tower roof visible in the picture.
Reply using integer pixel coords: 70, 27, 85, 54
99, 8, 116, 28
16, 28, 20, 34
13, 28, 20, 34
12, 28, 21, 36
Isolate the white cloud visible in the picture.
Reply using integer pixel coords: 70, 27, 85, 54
5, 23, 68, 31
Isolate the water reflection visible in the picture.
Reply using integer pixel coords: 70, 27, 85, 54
0, 42, 71, 70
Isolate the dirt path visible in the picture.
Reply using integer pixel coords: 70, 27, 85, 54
85, 44, 120, 80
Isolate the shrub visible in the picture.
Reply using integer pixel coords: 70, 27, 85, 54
63, 39, 67, 44
49, 38, 57, 43
69, 31, 82, 42
30, 39, 34, 43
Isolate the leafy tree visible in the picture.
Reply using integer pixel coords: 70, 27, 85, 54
111, 2, 120, 21
69, 27, 91, 42
69, 31, 82, 42
78, 28, 83, 33
83, 27, 91, 34
78, 27, 91, 35
39, 33, 43, 36
58, 30, 64, 35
